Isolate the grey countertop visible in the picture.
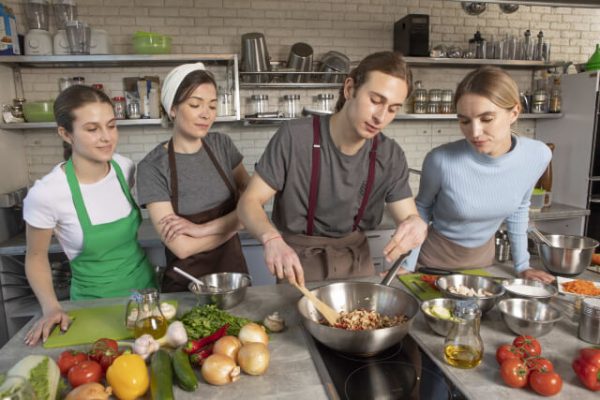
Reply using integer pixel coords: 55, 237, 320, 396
0, 202, 589, 256
0, 259, 599, 399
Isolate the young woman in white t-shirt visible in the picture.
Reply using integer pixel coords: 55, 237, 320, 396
23, 85, 156, 346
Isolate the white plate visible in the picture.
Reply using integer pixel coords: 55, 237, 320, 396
556, 276, 600, 298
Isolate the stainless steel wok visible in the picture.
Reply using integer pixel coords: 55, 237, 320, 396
297, 257, 419, 355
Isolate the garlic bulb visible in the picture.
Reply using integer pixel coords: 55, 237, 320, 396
263, 312, 285, 332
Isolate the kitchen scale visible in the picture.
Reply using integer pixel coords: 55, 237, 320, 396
304, 331, 466, 400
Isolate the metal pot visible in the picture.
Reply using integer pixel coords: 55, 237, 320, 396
317, 50, 350, 83
536, 234, 599, 276
286, 42, 313, 83
297, 257, 419, 355
240, 32, 271, 83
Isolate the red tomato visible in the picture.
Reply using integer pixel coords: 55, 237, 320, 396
57, 350, 88, 376
89, 338, 120, 372
500, 358, 529, 388
526, 357, 554, 374
530, 370, 563, 396
496, 344, 523, 365
67, 360, 102, 388
513, 335, 542, 358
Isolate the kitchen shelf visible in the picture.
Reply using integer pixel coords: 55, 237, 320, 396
403, 57, 563, 69
0, 53, 239, 68
0, 115, 239, 130
394, 113, 563, 120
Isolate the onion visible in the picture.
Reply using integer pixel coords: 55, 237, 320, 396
201, 354, 240, 385
238, 342, 270, 376
65, 382, 111, 400
238, 322, 269, 345
213, 335, 242, 362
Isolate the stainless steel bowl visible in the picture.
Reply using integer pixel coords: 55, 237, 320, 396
188, 272, 251, 309
501, 278, 557, 303
436, 274, 505, 314
498, 298, 562, 337
420, 298, 458, 336
537, 234, 599, 276
297, 281, 419, 355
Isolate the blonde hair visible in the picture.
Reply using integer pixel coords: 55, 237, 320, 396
454, 66, 521, 113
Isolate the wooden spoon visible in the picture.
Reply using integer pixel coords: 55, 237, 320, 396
292, 282, 339, 326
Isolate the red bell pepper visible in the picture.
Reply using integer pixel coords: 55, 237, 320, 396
184, 323, 229, 354
572, 347, 600, 391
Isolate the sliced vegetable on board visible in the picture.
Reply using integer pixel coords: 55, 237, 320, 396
7, 355, 60, 400
573, 347, 600, 391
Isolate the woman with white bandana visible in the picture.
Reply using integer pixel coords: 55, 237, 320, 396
136, 63, 250, 292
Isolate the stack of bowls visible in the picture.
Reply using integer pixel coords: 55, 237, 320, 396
436, 274, 505, 314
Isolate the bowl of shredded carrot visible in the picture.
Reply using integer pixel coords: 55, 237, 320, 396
558, 277, 600, 297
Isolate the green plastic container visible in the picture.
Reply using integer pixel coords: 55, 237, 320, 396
585, 44, 600, 72
132, 31, 172, 54
23, 101, 55, 123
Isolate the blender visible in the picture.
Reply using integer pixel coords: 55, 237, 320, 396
53, 0, 77, 55
24, 0, 52, 55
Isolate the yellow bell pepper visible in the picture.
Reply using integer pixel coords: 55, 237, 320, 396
106, 353, 149, 400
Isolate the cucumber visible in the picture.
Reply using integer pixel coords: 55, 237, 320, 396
150, 349, 174, 400
172, 347, 198, 391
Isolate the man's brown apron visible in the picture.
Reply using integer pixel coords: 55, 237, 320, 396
417, 226, 495, 271
282, 116, 378, 282
161, 139, 248, 292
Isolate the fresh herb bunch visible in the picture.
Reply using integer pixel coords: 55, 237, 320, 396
180, 305, 253, 339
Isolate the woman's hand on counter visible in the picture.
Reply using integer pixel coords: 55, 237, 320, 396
24, 307, 71, 346
519, 268, 556, 284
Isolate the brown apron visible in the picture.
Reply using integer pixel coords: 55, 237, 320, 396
161, 139, 248, 293
417, 226, 495, 271
282, 116, 377, 282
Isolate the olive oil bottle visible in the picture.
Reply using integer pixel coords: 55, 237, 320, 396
443, 301, 483, 369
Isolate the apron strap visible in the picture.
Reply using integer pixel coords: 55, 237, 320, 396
352, 135, 378, 231
202, 139, 238, 199
306, 116, 321, 236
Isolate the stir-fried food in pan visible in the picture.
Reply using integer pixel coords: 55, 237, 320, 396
322, 309, 408, 330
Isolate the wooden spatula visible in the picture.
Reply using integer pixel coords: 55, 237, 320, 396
292, 282, 339, 326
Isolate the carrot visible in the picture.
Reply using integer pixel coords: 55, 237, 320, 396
561, 279, 600, 296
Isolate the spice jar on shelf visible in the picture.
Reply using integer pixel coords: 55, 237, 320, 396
282, 94, 300, 118
250, 94, 269, 114
112, 96, 126, 119
316, 93, 335, 112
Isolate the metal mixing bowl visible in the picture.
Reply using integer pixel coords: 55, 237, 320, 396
501, 278, 557, 303
537, 234, 599, 276
297, 281, 419, 355
420, 298, 458, 336
188, 272, 251, 309
436, 274, 505, 314
498, 298, 562, 337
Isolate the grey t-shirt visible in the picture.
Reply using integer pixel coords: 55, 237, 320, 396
255, 116, 412, 237
136, 132, 243, 215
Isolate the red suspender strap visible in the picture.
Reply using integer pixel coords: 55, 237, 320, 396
306, 116, 321, 236
353, 135, 379, 231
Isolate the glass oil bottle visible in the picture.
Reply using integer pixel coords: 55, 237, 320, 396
443, 300, 484, 369
126, 288, 168, 339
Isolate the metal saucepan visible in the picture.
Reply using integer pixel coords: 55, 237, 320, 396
297, 256, 419, 355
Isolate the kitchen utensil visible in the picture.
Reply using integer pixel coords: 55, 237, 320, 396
501, 278, 557, 303
578, 297, 600, 344
317, 51, 350, 83
420, 298, 458, 336
499, 3, 519, 13
497, 298, 562, 337
24, 29, 52, 56
436, 274, 505, 314
66, 20, 90, 54
286, 42, 313, 83
529, 226, 553, 247
53, 30, 70, 55
293, 281, 339, 326
43, 300, 178, 348
537, 234, 599, 276
461, 2, 487, 15
132, 31, 171, 54
53, 0, 77, 30
188, 272, 251, 309
173, 266, 218, 291
240, 32, 271, 83
417, 266, 453, 275
90, 28, 109, 54
25, 0, 49, 31
23, 100, 54, 122
297, 255, 419, 355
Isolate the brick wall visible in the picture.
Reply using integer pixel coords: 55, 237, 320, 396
4, 0, 594, 192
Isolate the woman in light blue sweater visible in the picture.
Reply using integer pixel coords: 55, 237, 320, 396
403, 67, 554, 283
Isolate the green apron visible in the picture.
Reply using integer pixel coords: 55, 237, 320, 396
65, 158, 156, 300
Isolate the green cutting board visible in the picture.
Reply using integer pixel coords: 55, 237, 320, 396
43, 300, 177, 349
398, 269, 491, 301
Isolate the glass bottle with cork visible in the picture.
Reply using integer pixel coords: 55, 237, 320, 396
443, 300, 484, 369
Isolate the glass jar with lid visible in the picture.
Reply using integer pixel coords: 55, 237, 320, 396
441, 89, 453, 103
282, 94, 300, 118
428, 89, 442, 103
316, 93, 335, 112
412, 81, 427, 103
72, 76, 85, 86
413, 101, 427, 114
112, 96, 126, 119
426, 102, 440, 114
250, 94, 269, 114
440, 102, 453, 114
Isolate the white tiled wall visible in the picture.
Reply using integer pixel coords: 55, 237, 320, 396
3, 0, 594, 191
